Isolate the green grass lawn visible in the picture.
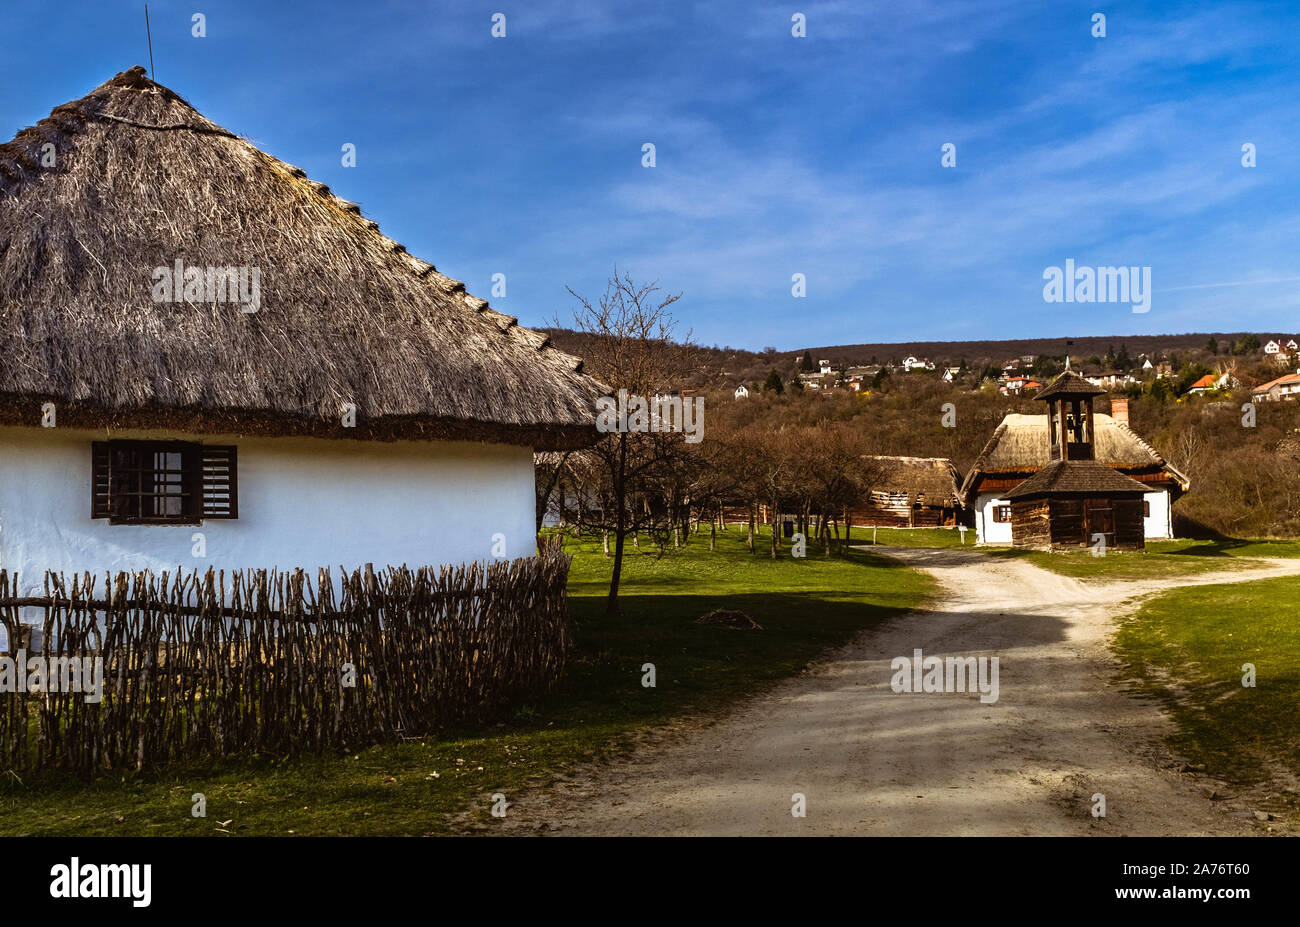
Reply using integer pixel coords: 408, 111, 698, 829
850, 523, 1300, 582
1114, 573, 1300, 811
848, 526, 976, 548
991, 537, 1300, 582
0, 528, 932, 836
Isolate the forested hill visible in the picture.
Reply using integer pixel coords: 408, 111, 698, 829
543, 328, 1269, 388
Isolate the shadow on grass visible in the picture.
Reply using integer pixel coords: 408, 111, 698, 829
1152, 539, 1252, 558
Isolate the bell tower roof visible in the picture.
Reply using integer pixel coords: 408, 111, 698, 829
1033, 371, 1105, 402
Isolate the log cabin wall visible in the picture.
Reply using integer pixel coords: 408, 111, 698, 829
1010, 499, 1052, 549
850, 491, 957, 527
1048, 497, 1087, 547
1011, 495, 1145, 550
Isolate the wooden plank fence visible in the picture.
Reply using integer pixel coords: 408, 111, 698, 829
0, 549, 571, 775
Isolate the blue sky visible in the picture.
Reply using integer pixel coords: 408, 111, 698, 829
4, 1, 1299, 350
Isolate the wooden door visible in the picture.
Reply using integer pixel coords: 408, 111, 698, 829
1083, 498, 1114, 548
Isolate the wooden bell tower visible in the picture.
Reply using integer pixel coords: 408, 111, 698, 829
1041, 373, 1102, 462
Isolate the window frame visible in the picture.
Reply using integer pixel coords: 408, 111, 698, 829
992, 504, 1012, 524
91, 440, 238, 525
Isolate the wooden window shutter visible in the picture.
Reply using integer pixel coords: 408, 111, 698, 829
91, 441, 112, 518
200, 445, 239, 519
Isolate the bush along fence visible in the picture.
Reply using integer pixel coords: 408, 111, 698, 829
0, 549, 572, 775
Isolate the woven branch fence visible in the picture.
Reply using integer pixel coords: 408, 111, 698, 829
0, 549, 571, 775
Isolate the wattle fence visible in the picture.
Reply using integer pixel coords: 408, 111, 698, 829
0, 550, 571, 775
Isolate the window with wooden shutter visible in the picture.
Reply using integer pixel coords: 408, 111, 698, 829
91, 442, 112, 518
200, 445, 238, 519
90, 441, 238, 524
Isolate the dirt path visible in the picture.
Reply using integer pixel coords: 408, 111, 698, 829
497, 548, 1300, 836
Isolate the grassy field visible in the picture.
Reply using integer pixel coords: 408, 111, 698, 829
849, 526, 976, 548
0, 527, 931, 836
992, 538, 1300, 581
1114, 573, 1300, 811
851, 524, 1300, 581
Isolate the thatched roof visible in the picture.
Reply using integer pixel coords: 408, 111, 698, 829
1033, 371, 1105, 400
960, 412, 1190, 500
0, 67, 605, 449
1005, 459, 1150, 499
866, 456, 963, 507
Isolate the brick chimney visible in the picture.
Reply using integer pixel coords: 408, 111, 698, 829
1110, 397, 1129, 423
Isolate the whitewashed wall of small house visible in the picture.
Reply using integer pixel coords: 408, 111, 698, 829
0, 426, 536, 590
975, 493, 1013, 544
1143, 489, 1173, 539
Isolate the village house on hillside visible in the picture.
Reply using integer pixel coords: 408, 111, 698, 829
1263, 338, 1299, 359
1080, 370, 1138, 390
961, 397, 1188, 544
1252, 371, 1300, 401
853, 456, 965, 527
999, 376, 1042, 396
0, 67, 604, 580
1188, 372, 1239, 394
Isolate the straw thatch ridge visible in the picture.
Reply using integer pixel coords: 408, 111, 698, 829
959, 412, 1190, 501
0, 67, 605, 450
865, 455, 963, 507
1005, 459, 1151, 498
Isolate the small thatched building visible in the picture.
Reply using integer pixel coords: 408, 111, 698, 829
0, 67, 604, 578
962, 373, 1187, 547
851, 456, 966, 527
962, 415, 1188, 545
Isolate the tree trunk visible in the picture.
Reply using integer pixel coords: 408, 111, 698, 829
606, 435, 629, 615
747, 506, 756, 552
770, 497, 779, 560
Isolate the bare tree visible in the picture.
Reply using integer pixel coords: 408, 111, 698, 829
560, 269, 687, 615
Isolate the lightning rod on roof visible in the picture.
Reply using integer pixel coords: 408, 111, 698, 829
144, 4, 156, 79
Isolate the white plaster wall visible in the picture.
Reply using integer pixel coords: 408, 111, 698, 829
0, 426, 537, 588
975, 493, 1014, 545
1143, 489, 1173, 540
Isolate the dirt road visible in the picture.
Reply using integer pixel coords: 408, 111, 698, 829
497, 547, 1300, 836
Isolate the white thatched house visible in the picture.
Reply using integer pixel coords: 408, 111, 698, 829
0, 67, 603, 581
961, 407, 1189, 544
